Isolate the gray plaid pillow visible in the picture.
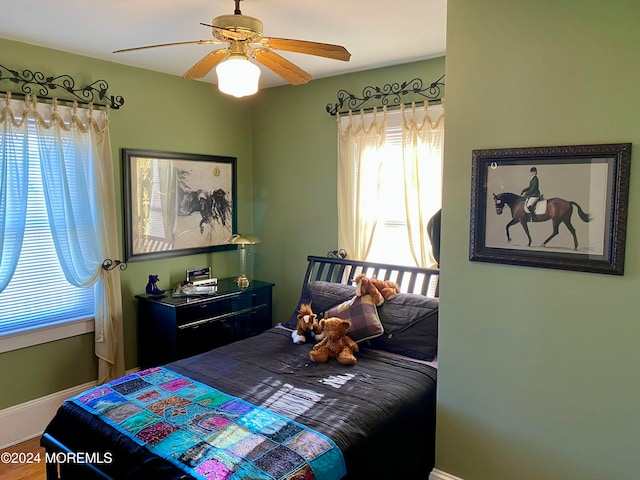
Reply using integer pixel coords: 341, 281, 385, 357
324, 294, 384, 343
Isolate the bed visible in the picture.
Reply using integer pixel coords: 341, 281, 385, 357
41, 255, 439, 480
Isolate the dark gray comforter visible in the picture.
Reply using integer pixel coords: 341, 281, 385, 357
45, 327, 437, 479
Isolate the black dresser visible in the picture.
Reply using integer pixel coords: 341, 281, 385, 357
136, 278, 274, 367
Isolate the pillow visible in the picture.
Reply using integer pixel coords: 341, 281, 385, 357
369, 293, 439, 361
307, 281, 356, 315
324, 294, 384, 343
284, 281, 355, 329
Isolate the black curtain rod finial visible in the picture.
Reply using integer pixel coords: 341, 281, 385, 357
102, 259, 127, 271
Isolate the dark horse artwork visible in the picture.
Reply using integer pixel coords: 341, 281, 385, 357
492, 192, 592, 249
179, 188, 232, 234
177, 169, 232, 237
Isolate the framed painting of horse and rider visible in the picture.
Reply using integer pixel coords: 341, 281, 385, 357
122, 149, 237, 261
469, 143, 631, 275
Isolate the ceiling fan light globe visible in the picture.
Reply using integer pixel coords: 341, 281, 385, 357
216, 56, 260, 97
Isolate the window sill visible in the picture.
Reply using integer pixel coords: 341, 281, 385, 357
0, 317, 94, 354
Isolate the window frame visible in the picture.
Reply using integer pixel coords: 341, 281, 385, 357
0, 317, 94, 353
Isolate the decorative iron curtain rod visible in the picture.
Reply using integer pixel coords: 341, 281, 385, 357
326, 74, 444, 116
0, 64, 125, 109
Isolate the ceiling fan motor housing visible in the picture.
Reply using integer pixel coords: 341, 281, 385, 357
212, 14, 263, 41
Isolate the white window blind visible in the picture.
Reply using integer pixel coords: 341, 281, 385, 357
0, 119, 94, 336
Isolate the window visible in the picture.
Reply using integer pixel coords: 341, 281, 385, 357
359, 106, 443, 266
0, 117, 95, 344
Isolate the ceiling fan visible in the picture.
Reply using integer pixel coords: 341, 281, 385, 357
113, 0, 351, 96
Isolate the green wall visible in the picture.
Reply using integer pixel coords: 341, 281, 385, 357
439, 1, 640, 479
0, 38, 254, 408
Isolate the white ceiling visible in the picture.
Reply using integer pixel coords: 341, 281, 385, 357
0, 0, 446, 89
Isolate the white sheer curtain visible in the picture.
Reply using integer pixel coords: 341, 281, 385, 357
336, 101, 444, 267
402, 101, 444, 268
0, 97, 29, 292
337, 107, 387, 260
1, 93, 124, 383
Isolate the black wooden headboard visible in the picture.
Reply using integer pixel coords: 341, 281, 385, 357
301, 255, 439, 298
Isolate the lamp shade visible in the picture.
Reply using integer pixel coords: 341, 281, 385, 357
216, 56, 261, 98
226, 233, 261, 245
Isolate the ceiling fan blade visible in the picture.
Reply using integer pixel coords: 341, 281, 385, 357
253, 49, 312, 85
183, 49, 229, 79
200, 23, 248, 41
261, 38, 351, 62
113, 40, 216, 54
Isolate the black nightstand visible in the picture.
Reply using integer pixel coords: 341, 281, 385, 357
136, 278, 274, 367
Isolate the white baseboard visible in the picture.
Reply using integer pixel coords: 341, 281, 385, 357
430, 468, 465, 480
0, 368, 139, 449
0, 380, 96, 449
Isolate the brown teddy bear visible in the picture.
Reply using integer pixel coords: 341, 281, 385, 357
309, 317, 359, 366
354, 274, 399, 306
291, 303, 324, 344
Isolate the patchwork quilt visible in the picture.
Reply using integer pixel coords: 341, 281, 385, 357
71, 366, 346, 480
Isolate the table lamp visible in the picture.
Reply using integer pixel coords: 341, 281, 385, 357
226, 233, 261, 288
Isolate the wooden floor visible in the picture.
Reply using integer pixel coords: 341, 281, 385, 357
0, 437, 46, 480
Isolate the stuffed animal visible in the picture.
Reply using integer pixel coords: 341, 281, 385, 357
354, 273, 384, 306
145, 274, 165, 295
354, 274, 399, 306
370, 277, 400, 302
291, 303, 324, 344
309, 317, 359, 366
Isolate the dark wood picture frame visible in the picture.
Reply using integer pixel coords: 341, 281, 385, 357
122, 149, 237, 262
469, 143, 631, 275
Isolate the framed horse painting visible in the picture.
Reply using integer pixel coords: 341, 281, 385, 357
469, 143, 631, 275
122, 149, 237, 261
